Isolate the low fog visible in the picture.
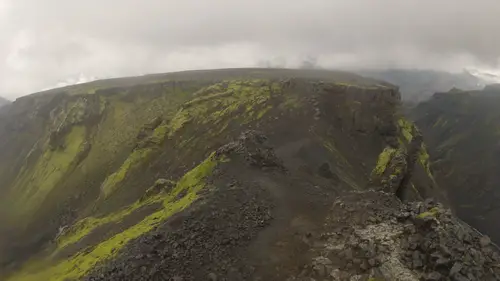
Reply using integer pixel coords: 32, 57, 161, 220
1, 0, 500, 98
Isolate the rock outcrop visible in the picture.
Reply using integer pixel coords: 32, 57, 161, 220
293, 191, 500, 281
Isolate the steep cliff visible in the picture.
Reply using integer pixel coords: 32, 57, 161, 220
411, 86, 500, 245
0, 69, 453, 280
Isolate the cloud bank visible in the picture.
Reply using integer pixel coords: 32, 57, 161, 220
1, 0, 500, 98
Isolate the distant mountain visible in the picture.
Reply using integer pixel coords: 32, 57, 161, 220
0, 97, 10, 107
358, 69, 485, 103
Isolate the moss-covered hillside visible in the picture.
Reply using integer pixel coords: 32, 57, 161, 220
411, 86, 500, 245
0, 69, 441, 280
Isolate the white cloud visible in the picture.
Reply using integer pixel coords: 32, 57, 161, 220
1, 0, 500, 98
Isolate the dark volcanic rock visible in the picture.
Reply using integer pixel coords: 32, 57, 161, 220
86, 131, 280, 281
216, 130, 285, 170
88, 187, 500, 280
86, 130, 500, 281
291, 191, 500, 281
86, 181, 274, 281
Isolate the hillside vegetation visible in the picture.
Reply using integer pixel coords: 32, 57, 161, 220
0, 69, 489, 281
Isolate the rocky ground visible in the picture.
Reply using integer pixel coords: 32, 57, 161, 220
85, 181, 274, 281
2, 70, 498, 281
85, 132, 278, 280
291, 191, 500, 281
85, 131, 500, 281
87, 189, 500, 281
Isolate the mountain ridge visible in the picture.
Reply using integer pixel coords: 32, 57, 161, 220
0, 68, 495, 281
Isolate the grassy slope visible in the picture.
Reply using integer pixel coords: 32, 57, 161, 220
7, 153, 219, 281
0, 68, 438, 280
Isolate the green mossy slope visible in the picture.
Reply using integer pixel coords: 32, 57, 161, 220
7, 153, 219, 281
0, 69, 440, 279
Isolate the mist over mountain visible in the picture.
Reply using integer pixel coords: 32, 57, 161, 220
3, 0, 500, 98
358, 69, 486, 103
0, 96, 10, 107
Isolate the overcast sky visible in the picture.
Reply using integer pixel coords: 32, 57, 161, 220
1, 0, 500, 98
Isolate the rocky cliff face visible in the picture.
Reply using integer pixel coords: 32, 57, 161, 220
411, 86, 500, 246
0, 69, 491, 281
293, 191, 500, 281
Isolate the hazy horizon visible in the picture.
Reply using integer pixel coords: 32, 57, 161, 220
2, 0, 500, 98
